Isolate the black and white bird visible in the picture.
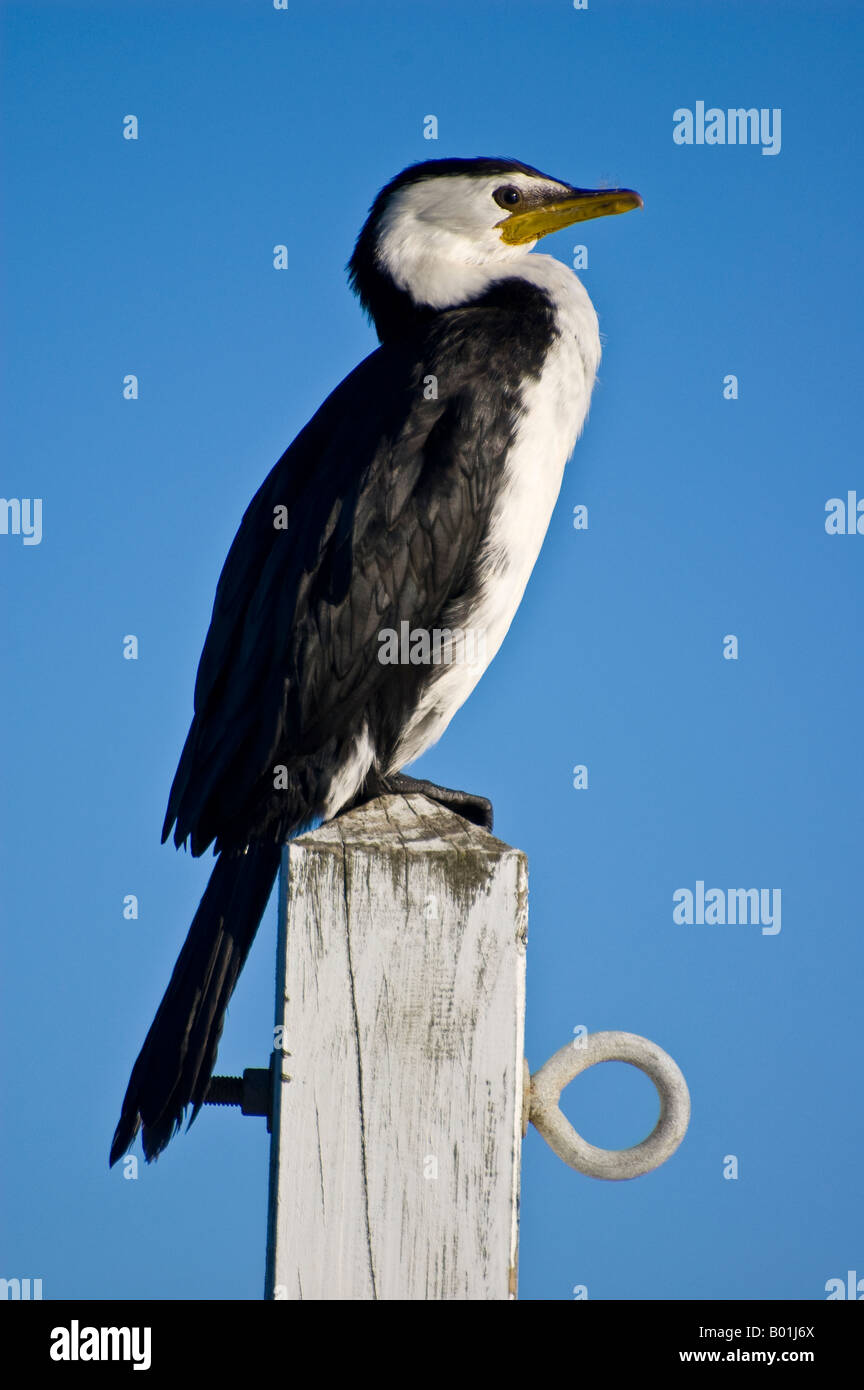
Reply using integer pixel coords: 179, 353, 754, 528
110, 156, 641, 1164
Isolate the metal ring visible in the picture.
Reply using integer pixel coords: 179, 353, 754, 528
528, 1030, 690, 1180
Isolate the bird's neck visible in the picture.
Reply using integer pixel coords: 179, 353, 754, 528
354, 250, 588, 346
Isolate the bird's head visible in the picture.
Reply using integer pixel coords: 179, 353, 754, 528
348, 157, 641, 340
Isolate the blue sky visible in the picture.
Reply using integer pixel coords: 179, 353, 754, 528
2, 0, 862, 1301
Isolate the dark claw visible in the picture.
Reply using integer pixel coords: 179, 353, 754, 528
385, 773, 494, 831
341, 771, 494, 831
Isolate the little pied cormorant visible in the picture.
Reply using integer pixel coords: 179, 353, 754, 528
110, 156, 641, 1164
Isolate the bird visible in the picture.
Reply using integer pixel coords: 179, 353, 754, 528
110, 156, 641, 1165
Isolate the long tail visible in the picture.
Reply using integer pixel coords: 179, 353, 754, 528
109, 842, 281, 1165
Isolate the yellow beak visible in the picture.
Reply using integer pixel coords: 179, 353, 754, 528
497, 187, 643, 246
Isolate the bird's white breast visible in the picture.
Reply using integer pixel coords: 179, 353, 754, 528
392, 255, 601, 770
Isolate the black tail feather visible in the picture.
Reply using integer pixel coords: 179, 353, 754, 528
110, 842, 281, 1165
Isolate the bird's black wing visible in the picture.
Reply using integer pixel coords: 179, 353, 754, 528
113, 286, 551, 1163
163, 297, 532, 856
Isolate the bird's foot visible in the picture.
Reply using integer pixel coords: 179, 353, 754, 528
384, 773, 493, 831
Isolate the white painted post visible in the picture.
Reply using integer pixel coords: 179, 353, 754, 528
264, 793, 528, 1301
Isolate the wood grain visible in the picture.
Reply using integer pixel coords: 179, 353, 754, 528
265, 793, 528, 1301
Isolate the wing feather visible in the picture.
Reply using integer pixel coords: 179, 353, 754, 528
163, 299, 528, 853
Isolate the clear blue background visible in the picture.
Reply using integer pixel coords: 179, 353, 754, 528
2, 0, 861, 1301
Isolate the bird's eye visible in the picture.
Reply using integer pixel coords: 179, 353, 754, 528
493, 185, 523, 209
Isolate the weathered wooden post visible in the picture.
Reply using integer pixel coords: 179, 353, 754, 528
265, 793, 528, 1301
